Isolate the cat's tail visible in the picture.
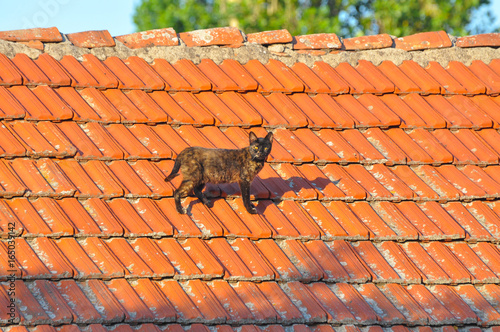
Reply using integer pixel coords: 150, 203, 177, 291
165, 157, 181, 182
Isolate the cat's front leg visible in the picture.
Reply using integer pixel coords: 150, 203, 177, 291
194, 183, 212, 207
239, 180, 257, 214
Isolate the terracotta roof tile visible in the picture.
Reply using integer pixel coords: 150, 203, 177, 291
448, 95, 494, 129
231, 281, 278, 323
333, 95, 381, 128
377, 61, 421, 94
454, 284, 500, 324
447, 242, 498, 283
424, 61, 467, 94
154, 198, 204, 237
406, 284, 456, 324
34, 53, 71, 86
301, 201, 351, 239
130, 199, 175, 236
0, 54, 23, 86
311, 62, 350, 94
265, 93, 309, 127
12, 280, 51, 324
242, 93, 290, 128
290, 63, 331, 94
444, 202, 493, 241
335, 62, 377, 94
54, 280, 101, 324
307, 283, 356, 324
131, 278, 177, 322
180, 279, 228, 323
431, 129, 478, 164
219, 59, 259, 91
332, 283, 379, 323
218, 92, 262, 126
282, 281, 328, 322
124, 57, 167, 91
356, 283, 406, 324
0, 87, 25, 119
320, 164, 367, 199
55, 237, 101, 278
445, 61, 487, 95
429, 285, 478, 324
340, 130, 386, 163
355, 60, 394, 93
423, 95, 471, 128
398, 60, 442, 94
265, 59, 305, 92
421, 201, 467, 238
80, 54, 119, 88
197, 59, 239, 92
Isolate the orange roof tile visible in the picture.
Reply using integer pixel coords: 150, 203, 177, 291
1, 26, 500, 331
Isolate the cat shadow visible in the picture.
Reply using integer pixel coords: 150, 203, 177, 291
186, 175, 340, 214
256, 175, 339, 198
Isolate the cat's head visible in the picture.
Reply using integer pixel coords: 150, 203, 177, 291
248, 131, 273, 161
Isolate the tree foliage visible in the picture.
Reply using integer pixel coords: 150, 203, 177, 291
133, 0, 496, 37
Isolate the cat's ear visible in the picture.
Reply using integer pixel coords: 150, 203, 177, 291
265, 132, 273, 143
249, 131, 258, 144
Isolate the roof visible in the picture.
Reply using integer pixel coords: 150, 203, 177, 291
1, 26, 500, 332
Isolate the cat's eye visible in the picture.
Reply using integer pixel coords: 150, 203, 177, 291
253, 146, 258, 150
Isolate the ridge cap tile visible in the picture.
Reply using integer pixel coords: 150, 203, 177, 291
179, 27, 244, 47
394, 30, 452, 51
292, 33, 341, 50
456, 32, 500, 48
116, 27, 179, 48
66, 30, 115, 48
0, 27, 62, 42
247, 29, 293, 44
343, 34, 393, 50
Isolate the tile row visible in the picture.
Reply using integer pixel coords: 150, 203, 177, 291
2, 155, 500, 203
3, 233, 500, 283
1, 53, 499, 95
2, 79, 500, 129
3, 279, 500, 326
4, 325, 494, 332
3, 197, 500, 241
4, 121, 500, 166
4, 26, 500, 50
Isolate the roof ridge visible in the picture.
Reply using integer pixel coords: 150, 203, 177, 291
0, 27, 498, 67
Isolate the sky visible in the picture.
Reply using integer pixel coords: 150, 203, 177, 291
0, 0, 498, 37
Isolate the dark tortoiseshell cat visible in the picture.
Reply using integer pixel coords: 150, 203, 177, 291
165, 131, 273, 214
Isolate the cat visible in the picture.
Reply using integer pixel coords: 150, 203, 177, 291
165, 131, 273, 214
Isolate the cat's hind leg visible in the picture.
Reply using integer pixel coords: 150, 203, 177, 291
193, 183, 211, 207
174, 180, 196, 214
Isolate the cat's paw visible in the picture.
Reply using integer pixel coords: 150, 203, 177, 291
246, 205, 258, 214
202, 197, 213, 207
